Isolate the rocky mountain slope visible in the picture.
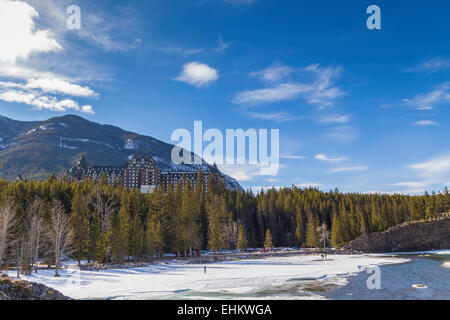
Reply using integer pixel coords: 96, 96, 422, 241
0, 114, 241, 189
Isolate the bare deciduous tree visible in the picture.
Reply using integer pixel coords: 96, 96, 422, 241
0, 198, 17, 272
318, 223, 330, 259
91, 185, 116, 234
46, 200, 73, 277
224, 220, 239, 249
25, 199, 42, 274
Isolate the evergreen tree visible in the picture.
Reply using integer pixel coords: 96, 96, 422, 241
264, 229, 274, 248
295, 206, 305, 247
305, 212, 320, 248
180, 181, 200, 256
69, 186, 89, 265
206, 195, 227, 252
129, 213, 145, 258
237, 224, 248, 251
146, 213, 164, 258
111, 194, 130, 262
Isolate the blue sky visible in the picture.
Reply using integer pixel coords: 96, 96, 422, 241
0, 0, 450, 193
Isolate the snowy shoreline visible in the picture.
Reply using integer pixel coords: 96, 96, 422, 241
7, 252, 415, 300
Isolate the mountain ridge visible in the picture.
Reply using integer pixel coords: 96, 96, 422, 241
0, 114, 241, 190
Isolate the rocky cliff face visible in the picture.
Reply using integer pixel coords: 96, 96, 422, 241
345, 216, 450, 253
0, 275, 71, 300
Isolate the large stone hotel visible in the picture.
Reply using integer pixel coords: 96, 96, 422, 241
67, 154, 221, 193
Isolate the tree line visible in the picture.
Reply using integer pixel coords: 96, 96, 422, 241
0, 172, 448, 276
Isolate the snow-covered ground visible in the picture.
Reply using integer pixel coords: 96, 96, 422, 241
372, 249, 450, 256
7, 253, 410, 300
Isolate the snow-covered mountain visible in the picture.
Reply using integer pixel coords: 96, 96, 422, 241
0, 114, 242, 190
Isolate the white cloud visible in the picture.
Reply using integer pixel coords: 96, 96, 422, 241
250, 65, 295, 83
0, 0, 100, 114
149, 45, 205, 56
327, 166, 367, 174
26, 0, 144, 53
233, 64, 344, 108
0, 88, 94, 114
233, 83, 311, 105
174, 62, 218, 88
24, 78, 97, 97
409, 154, 450, 177
319, 114, 352, 124
315, 154, 347, 162
412, 120, 438, 126
244, 110, 302, 123
391, 181, 431, 189
403, 82, 450, 110
406, 57, 450, 74
0, 0, 62, 62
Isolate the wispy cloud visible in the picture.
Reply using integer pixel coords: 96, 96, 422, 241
412, 120, 438, 126
391, 181, 432, 189
408, 154, 450, 177
243, 110, 303, 123
403, 82, 450, 110
233, 83, 311, 105
406, 57, 450, 74
315, 154, 347, 162
233, 63, 344, 108
319, 114, 352, 124
174, 62, 219, 88
215, 34, 231, 52
327, 166, 367, 174
149, 45, 205, 56
249, 64, 295, 83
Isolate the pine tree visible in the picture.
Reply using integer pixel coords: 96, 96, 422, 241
87, 208, 101, 263
69, 187, 89, 265
206, 195, 227, 252
295, 206, 305, 247
305, 212, 320, 248
237, 224, 248, 251
111, 194, 130, 262
146, 213, 164, 258
129, 213, 145, 258
331, 212, 344, 248
264, 229, 274, 248
181, 181, 200, 256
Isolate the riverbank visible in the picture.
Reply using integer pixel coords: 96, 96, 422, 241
7, 251, 410, 300
0, 275, 71, 300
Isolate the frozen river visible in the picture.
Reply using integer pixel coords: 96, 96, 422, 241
8, 250, 449, 300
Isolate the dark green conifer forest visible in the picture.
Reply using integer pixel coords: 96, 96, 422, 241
0, 172, 448, 273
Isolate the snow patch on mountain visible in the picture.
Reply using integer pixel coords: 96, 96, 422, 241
59, 137, 114, 149
0, 142, 16, 149
27, 123, 57, 135
124, 139, 137, 150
